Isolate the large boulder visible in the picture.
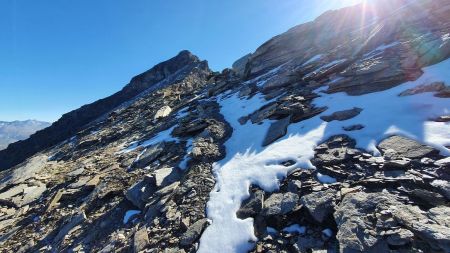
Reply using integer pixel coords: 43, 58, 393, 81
262, 192, 299, 217
378, 135, 439, 159
300, 189, 337, 223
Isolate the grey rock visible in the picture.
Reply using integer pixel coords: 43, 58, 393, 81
237, 189, 264, 218
390, 203, 450, 252
153, 167, 181, 188
180, 218, 208, 246
53, 211, 86, 243
300, 189, 336, 223
428, 206, 450, 227
134, 227, 150, 253
11, 182, 47, 207
386, 229, 414, 246
431, 180, 450, 200
0, 155, 48, 190
0, 184, 27, 200
191, 137, 222, 162
262, 192, 299, 216
125, 176, 156, 209
378, 135, 439, 159
133, 143, 165, 169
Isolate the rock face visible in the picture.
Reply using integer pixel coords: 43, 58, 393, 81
1, 0, 450, 252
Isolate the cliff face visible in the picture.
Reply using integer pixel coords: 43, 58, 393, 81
0, 50, 211, 170
0, 1, 449, 253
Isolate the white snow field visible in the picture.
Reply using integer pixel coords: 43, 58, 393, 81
198, 59, 450, 253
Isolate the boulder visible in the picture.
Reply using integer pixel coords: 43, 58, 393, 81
133, 227, 149, 253
237, 189, 264, 219
180, 218, 208, 246
399, 81, 446, 96
262, 192, 299, 216
133, 143, 165, 169
300, 189, 337, 223
262, 116, 291, 146
378, 135, 439, 159
320, 107, 362, 122
154, 106, 172, 120
125, 176, 156, 209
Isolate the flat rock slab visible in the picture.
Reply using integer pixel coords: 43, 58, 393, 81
320, 107, 362, 122
0, 155, 48, 190
378, 135, 439, 159
262, 116, 291, 146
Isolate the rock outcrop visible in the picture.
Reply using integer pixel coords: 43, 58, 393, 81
0, 0, 449, 252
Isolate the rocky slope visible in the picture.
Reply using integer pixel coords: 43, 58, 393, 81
0, 0, 449, 252
0, 120, 50, 151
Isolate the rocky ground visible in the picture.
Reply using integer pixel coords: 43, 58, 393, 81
0, 0, 449, 252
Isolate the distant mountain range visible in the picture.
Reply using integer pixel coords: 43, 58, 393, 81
0, 120, 51, 150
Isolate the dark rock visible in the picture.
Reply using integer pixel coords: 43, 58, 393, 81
262, 116, 291, 146
180, 218, 208, 246
343, 124, 364, 131
408, 188, 447, 207
399, 81, 446, 96
133, 142, 166, 169
320, 107, 362, 122
237, 189, 264, 219
172, 119, 209, 137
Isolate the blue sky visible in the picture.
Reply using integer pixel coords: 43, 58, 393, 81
0, 0, 362, 122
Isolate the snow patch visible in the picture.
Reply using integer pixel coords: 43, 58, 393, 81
283, 224, 306, 234
302, 54, 323, 66
123, 210, 140, 224
317, 173, 337, 184
119, 126, 178, 154
322, 228, 333, 237
199, 58, 450, 253
179, 139, 193, 170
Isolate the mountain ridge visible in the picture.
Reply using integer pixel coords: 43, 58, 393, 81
0, 0, 449, 252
